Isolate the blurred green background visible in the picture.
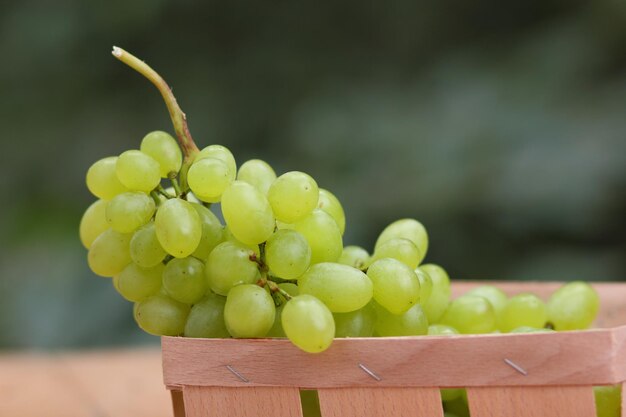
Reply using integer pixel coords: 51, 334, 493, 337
0, 0, 624, 349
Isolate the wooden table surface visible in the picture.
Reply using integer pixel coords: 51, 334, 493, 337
0, 347, 171, 417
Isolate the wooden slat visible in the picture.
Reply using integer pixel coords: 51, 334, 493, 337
171, 390, 185, 417
182, 386, 302, 417
467, 386, 596, 417
318, 387, 442, 417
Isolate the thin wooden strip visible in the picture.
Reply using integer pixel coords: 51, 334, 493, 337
182, 386, 302, 417
162, 325, 625, 388
318, 387, 442, 417
467, 386, 596, 417
171, 390, 185, 417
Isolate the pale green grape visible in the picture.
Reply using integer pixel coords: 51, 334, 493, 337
420, 264, 451, 323
105, 192, 155, 233
547, 281, 599, 330
278, 282, 300, 297
367, 258, 420, 315
279, 209, 342, 264
195, 145, 237, 181
428, 324, 459, 335
184, 292, 230, 338
188, 157, 232, 202
265, 229, 311, 279
420, 264, 450, 290
337, 246, 370, 270
267, 304, 287, 337
509, 326, 554, 333
140, 131, 182, 177
79, 200, 110, 249
86, 156, 129, 200
467, 285, 508, 329
440, 295, 496, 334
443, 395, 470, 417
115, 263, 163, 302
88, 229, 132, 277
414, 268, 433, 305
300, 391, 322, 417
221, 181, 275, 245
374, 303, 428, 337
237, 159, 276, 195
499, 293, 547, 332
268, 171, 319, 223
317, 189, 345, 234
224, 284, 275, 338
155, 198, 202, 258
374, 218, 428, 264
594, 385, 621, 417
135, 294, 190, 336
371, 238, 421, 269
205, 241, 259, 296
115, 150, 161, 193
163, 257, 207, 304
299, 262, 373, 313
130, 222, 167, 268
282, 295, 335, 353
190, 203, 223, 260
334, 303, 376, 337
441, 389, 463, 402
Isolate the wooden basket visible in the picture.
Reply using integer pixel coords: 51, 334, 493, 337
162, 281, 626, 417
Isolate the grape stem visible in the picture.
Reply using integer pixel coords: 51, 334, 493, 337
111, 46, 200, 159
149, 191, 162, 206
266, 280, 292, 301
156, 185, 175, 199
169, 174, 183, 198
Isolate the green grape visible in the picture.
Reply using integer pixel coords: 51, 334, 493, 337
334, 303, 376, 337
224, 284, 275, 338
140, 131, 182, 177
265, 229, 311, 279
115, 150, 161, 193
115, 263, 163, 302
278, 282, 300, 296
509, 326, 554, 333
88, 229, 132, 277
547, 281, 599, 330
367, 258, 420, 315
163, 257, 207, 304
279, 209, 343, 264
428, 324, 459, 335
299, 263, 373, 313
499, 293, 547, 332
130, 222, 167, 268
282, 295, 335, 353
317, 189, 346, 235
374, 218, 428, 264
374, 303, 428, 337
155, 198, 202, 258
371, 238, 421, 269
105, 191, 155, 233
267, 304, 287, 337
79, 200, 110, 249
184, 292, 230, 338
268, 171, 319, 223
414, 268, 433, 305
420, 264, 451, 323
195, 145, 237, 181
441, 388, 463, 402
443, 395, 470, 417
440, 295, 496, 334
190, 203, 223, 260
205, 241, 259, 296
444, 413, 461, 417
135, 294, 190, 336
420, 264, 450, 290
221, 181, 275, 245
237, 159, 276, 195
594, 385, 621, 417
466, 285, 508, 329
188, 157, 232, 202
337, 245, 370, 270
86, 156, 129, 200
300, 390, 322, 417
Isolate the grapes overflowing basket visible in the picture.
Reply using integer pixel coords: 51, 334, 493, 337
80, 48, 625, 417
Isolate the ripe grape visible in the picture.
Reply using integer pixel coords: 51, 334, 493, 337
79, 200, 110, 249
317, 189, 345, 234
115, 262, 163, 302
547, 281, 599, 330
594, 385, 621, 417
299, 262, 373, 313
224, 284, 275, 338
371, 238, 421, 269
420, 264, 451, 323
155, 198, 202, 258
367, 258, 420, 315
499, 293, 547, 332
337, 245, 370, 270
428, 324, 459, 335
375, 218, 428, 264
88, 229, 132, 277
86, 156, 129, 200
282, 295, 335, 353
195, 145, 237, 181
130, 222, 167, 267
466, 285, 508, 329
414, 268, 433, 305
334, 303, 376, 337
237, 159, 276, 195
184, 292, 230, 338
268, 171, 319, 223
105, 191, 155, 233
140, 131, 182, 177
188, 157, 232, 202
509, 326, 553, 333
162, 257, 207, 304
265, 229, 311, 279
440, 295, 496, 334
205, 241, 259, 296
374, 303, 428, 337
190, 203, 223, 260
115, 150, 161, 192
221, 181, 275, 245
134, 294, 190, 336
280, 209, 342, 264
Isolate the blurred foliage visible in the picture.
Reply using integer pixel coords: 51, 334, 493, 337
0, 0, 624, 348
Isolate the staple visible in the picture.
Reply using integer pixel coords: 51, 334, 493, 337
358, 363, 382, 381
226, 365, 250, 383
503, 358, 528, 376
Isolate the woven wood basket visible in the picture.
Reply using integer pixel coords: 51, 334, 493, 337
161, 281, 626, 417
